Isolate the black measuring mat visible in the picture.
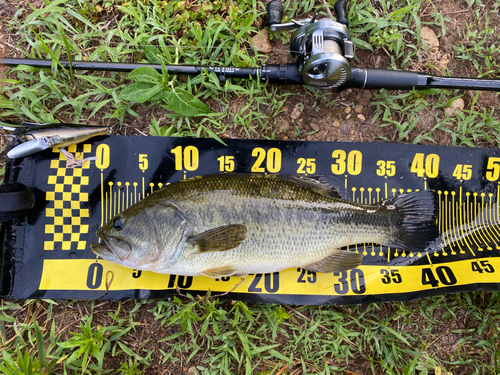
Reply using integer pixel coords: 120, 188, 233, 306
1, 135, 500, 305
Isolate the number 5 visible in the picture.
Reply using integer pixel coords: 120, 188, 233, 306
486, 157, 500, 181
139, 154, 148, 172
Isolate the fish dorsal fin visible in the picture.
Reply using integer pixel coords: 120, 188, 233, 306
183, 173, 344, 199
303, 250, 363, 273
200, 266, 237, 278
188, 224, 247, 253
274, 175, 343, 199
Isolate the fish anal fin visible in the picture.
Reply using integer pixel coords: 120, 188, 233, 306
200, 266, 237, 278
303, 250, 363, 273
188, 224, 247, 253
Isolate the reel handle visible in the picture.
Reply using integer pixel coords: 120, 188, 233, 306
334, 0, 348, 26
267, 1, 284, 26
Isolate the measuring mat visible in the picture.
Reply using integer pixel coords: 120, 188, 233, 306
2, 135, 500, 304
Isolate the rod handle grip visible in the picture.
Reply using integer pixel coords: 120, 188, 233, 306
346, 68, 419, 90
267, 1, 284, 27
334, 0, 348, 26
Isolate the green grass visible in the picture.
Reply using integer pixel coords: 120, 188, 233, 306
1, 293, 500, 373
3, 0, 497, 144
2, 0, 500, 373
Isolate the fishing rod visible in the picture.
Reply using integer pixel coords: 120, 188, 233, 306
2, 0, 500, 92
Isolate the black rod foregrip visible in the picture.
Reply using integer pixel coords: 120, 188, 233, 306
334, 0, 348, 26
345, 67, 500, 91
261, 64, 303, 85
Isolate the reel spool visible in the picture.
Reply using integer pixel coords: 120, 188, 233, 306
267, 1, 354, 90
290, 19, 354, 89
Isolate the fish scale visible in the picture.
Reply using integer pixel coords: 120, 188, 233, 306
91, 174, 437, 277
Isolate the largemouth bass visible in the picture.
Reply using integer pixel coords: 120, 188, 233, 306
91, 174, 437, 278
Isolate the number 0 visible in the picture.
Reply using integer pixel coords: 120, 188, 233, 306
95, 144, 110, 170
86, 263, 103, 289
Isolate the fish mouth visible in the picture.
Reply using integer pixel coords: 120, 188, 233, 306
90, 241, 114, 257
90, 235, 132, 261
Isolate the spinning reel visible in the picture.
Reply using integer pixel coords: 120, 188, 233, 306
267, 0, 354, 89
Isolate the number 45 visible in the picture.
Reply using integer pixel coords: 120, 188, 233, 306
452, 164, 472, 180
471, 260, 495, 273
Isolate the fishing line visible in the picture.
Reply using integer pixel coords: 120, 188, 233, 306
0, 33, 299, 54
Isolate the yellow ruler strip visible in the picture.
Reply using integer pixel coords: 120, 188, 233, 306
39, 258, 500, 295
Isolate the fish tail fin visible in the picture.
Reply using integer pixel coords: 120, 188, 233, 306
382, 190, 438, 252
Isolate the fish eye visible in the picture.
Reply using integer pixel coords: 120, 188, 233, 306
113, 216, 125, 230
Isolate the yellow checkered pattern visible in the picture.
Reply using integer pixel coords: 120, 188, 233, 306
44, 144, 92, 251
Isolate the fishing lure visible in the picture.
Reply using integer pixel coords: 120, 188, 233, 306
4, 123, 109, 167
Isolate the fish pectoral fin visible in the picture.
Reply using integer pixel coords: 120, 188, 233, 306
303, 250, 363, 274
200, 266, 238, 278
188, 224, 247, 253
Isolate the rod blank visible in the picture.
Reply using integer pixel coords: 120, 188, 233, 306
0, 58, 304, 85
3, 58, 500, 91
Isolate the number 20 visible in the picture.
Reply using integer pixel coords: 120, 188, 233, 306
251, 148, 281, 173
